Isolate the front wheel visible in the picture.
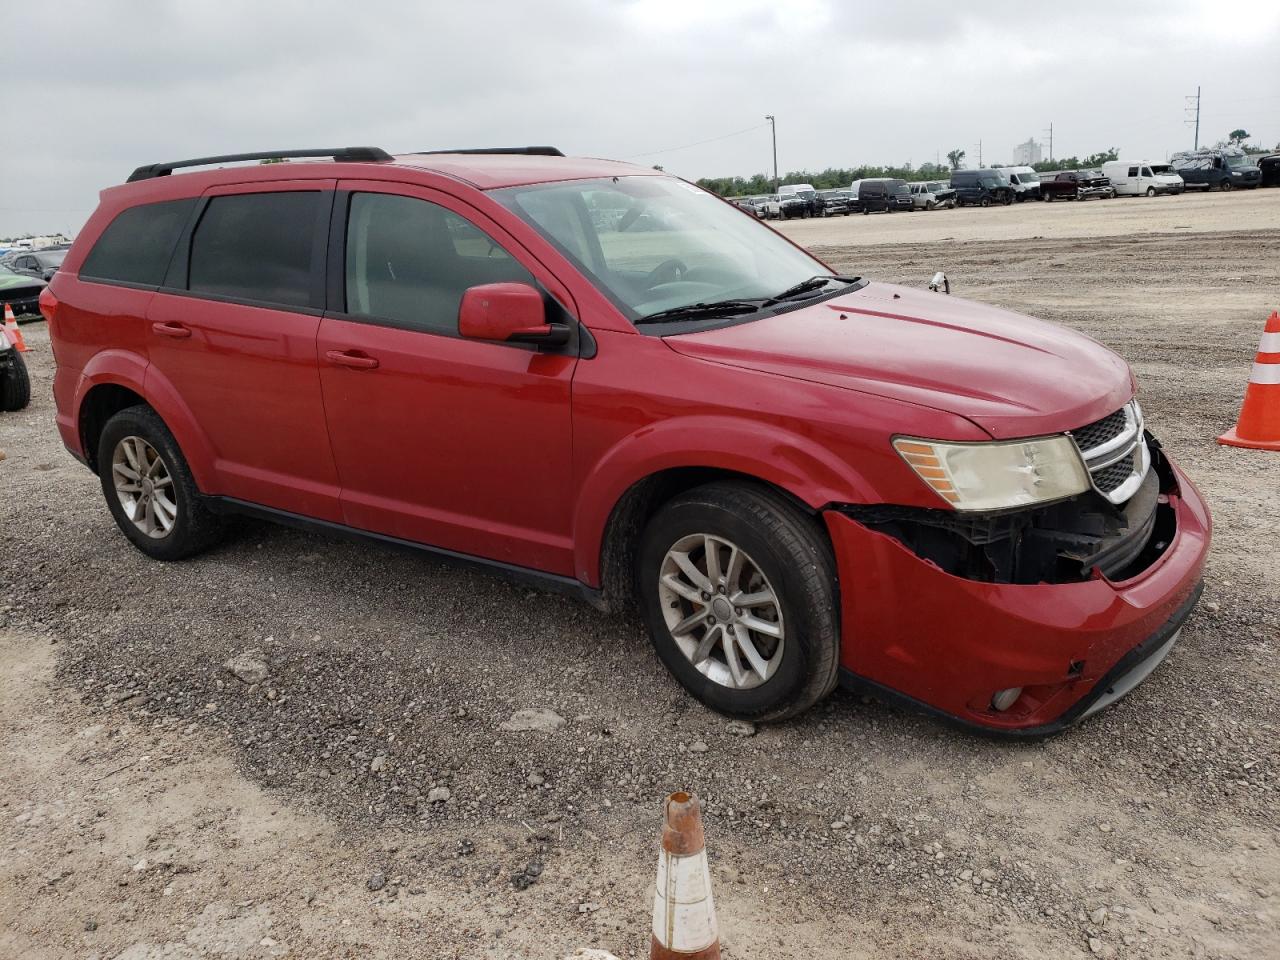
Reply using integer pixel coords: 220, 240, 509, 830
979, 197, 991, 208
637, 482, 840, 722
97, 405, 226, 561
1146, 186, 1156, 197
0, 350, 30, 411
1220, 180, 1232, 192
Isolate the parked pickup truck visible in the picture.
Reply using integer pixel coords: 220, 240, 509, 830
1040, 170, 1113, 201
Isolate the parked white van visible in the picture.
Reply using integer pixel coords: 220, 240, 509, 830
1102, 161, 1184, 197
1001, 166, 1042, 201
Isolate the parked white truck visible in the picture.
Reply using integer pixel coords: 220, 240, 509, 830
1102, 161, 1184, 197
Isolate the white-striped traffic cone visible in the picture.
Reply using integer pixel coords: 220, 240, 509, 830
1218, 310, 1280, 451
651, 791, 720, 960
3, 303, 27, 353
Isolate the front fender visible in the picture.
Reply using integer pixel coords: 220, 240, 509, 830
570, 414, 880, 585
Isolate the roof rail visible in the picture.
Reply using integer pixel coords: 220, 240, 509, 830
126, 147, 394, 183
413, 146, 565, 157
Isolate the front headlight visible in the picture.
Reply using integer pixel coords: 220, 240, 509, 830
893, 435, 1091, 512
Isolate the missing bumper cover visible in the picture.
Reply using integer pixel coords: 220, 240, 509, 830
840, 439, 1179, 585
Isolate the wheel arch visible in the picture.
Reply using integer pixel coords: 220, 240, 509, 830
75, 359, 216, 489
591, 466, 824, 615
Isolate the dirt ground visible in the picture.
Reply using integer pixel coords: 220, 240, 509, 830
2, 189, 1277, 960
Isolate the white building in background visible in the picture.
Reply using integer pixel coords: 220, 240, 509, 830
1012, 138, 1043, 166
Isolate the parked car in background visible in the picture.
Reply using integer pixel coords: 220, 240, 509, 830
2, 247, 68, 281
731, 197, 766, 217
852, 178, 912, 213
1170, 147, 1261, 191
908, 181, 955, 210
950, 169, 1013, 207
1260, 155, 1280, 188
778, 183, 823, 217
1001, 166, 1042, 202
1040, 170, 1112, 201
816, 189, 854, 215
1102, 161, 1184, 197
762, 193, 810, 219
0, 262, 47, 318
43, 144, 1209, 733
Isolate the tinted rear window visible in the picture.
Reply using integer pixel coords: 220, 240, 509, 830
79, 198, 196, 286
188, 192, 322, 308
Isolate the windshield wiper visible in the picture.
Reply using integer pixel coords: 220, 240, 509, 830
636, 299, 766, 325
764, 275, 858, 305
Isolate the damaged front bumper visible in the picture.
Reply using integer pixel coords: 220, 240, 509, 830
824, 444, 1211, 736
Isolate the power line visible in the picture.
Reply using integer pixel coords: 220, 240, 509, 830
626, 122, 771, 160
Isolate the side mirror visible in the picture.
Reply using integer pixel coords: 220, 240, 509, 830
458, 282, 570, 347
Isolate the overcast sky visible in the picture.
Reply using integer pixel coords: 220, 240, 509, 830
3, 0, 1278, 237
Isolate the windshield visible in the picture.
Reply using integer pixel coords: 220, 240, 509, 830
1225, 153, 1250, 168
1150, 164, 1173, 175
1015, 171, 1039, 183
891, 181, 910, 195
980, 177, 1000, 188
495, 176, 831, 323
37, 250, 67, 267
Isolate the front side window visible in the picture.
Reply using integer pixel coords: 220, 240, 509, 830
188, 192, 321, 308
80, 198, 197, 287
1128, 167, 1139, 177
495, 176, 829, 323
344, 192, 533, 336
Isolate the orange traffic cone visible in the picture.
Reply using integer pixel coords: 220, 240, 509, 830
3, 303, 27, 353
651, 792, 720, 960
1219, 310, 1280, 451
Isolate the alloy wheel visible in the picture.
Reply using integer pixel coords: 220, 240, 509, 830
111, 435, 178, 539
657, 533, 785, 690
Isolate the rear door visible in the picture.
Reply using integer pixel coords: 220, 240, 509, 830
146, 180, 342, 521
317, 182, 579, 575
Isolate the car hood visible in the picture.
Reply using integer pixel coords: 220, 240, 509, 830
0, 272, 46, 291
664, 282, 1134, 439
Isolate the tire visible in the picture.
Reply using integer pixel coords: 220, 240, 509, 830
636, 481, 840, 722
0, 350, 31, 411
926, 200, 936, 211
1146, 187, 1156, 197
1220, 180, 1232, 192
1043, 193, 1052, 202
96, 405, 225, 561
980, 197, 991, 208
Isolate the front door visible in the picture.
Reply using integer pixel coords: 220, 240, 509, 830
317, 182, 579, 575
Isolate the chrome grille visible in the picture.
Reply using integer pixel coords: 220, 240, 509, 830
1071, 409, 1127, 451
1069, 400, 1150, 505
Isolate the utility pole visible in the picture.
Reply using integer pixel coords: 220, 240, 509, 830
1044, 122, 1054, 163
975, 140, 983, 168
765, 115, 778, 191
1185, 87, 1201, 150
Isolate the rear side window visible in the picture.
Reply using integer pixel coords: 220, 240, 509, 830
79, 198, 196, 286
188, 192, 322, 308
344, 192, 534, 337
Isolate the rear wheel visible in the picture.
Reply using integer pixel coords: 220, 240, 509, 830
637, 482, 839, 722
0, 350, 30, 412
97, 405, 226, 561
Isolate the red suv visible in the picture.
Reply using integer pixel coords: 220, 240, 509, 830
42, 146, 1210, 734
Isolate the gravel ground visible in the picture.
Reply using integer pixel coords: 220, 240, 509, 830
2, 191, 1278, 960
